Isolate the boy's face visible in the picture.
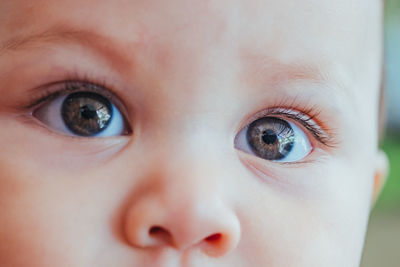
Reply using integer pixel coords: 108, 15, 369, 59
0, 0, 387, 266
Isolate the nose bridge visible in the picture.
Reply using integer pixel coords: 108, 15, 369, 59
163, 143, 222, 194
154, 117, 233, 205
159, 133, 230, 212
149, 145, 229, 229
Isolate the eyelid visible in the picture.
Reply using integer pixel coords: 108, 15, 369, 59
27, 80, 117, 108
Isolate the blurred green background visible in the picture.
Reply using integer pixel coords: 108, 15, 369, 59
361, 1, 400, 266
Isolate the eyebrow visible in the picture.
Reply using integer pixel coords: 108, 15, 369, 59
0, 26, 135, 72
239, 49, 356, 118
240, 49, 326, 87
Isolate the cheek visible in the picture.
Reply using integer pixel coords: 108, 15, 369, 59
0, 123, 119, 266
236, 157, 374, 266
0, 160, 88, 266
0, 161, 129, 267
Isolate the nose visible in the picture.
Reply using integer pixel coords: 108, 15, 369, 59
123, 164, 241, 257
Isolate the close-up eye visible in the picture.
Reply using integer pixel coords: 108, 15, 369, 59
32, 85, 130, 137
235, 116, 312, 162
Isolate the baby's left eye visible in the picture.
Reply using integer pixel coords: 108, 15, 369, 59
234, 117, 312, 162
33, 91, 129, 137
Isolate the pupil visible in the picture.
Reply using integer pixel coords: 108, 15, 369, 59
246, 117, 295, 161
80, 105, 97, 120
61, 92, 112, 136
261, 129, 277, 145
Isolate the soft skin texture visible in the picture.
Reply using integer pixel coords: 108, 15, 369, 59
0, 0, 388, 266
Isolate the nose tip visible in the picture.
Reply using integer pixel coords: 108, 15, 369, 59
124, 195, 241, 257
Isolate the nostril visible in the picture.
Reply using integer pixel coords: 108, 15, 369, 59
149, 226, 166, 235
205, 233, 222, 243
149, 226, 173, 245
202, 233, 229, 257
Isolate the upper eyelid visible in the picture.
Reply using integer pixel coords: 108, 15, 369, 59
246, 107, 317, 123
25, 80, 125, 113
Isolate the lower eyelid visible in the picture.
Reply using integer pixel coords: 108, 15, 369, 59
20, 112, 131, 146
12, 117, 130, 166
237, 150, 302, 188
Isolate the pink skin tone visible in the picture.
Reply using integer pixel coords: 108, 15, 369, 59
0, 0, 388, 266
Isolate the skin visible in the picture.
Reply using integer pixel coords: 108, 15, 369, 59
0, 0, 389, 266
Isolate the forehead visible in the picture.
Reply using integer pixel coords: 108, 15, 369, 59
0, 0, 382, 113
1, 0, 379, 54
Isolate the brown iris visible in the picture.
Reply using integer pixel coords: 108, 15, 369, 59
61, 92, 113, 136
246, 117, 295, 160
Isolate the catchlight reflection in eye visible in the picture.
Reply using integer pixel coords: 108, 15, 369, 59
235, 117, 312, 162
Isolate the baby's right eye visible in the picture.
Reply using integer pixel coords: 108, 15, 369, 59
32, 83, 131, 137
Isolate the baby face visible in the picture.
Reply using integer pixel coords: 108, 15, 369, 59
0, 0, 387, 266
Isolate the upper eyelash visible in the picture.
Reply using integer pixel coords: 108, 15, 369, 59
27, 82, 110, 108
24, 74, 120, 111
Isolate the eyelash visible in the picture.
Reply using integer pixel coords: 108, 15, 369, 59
24, 72, 121, 111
